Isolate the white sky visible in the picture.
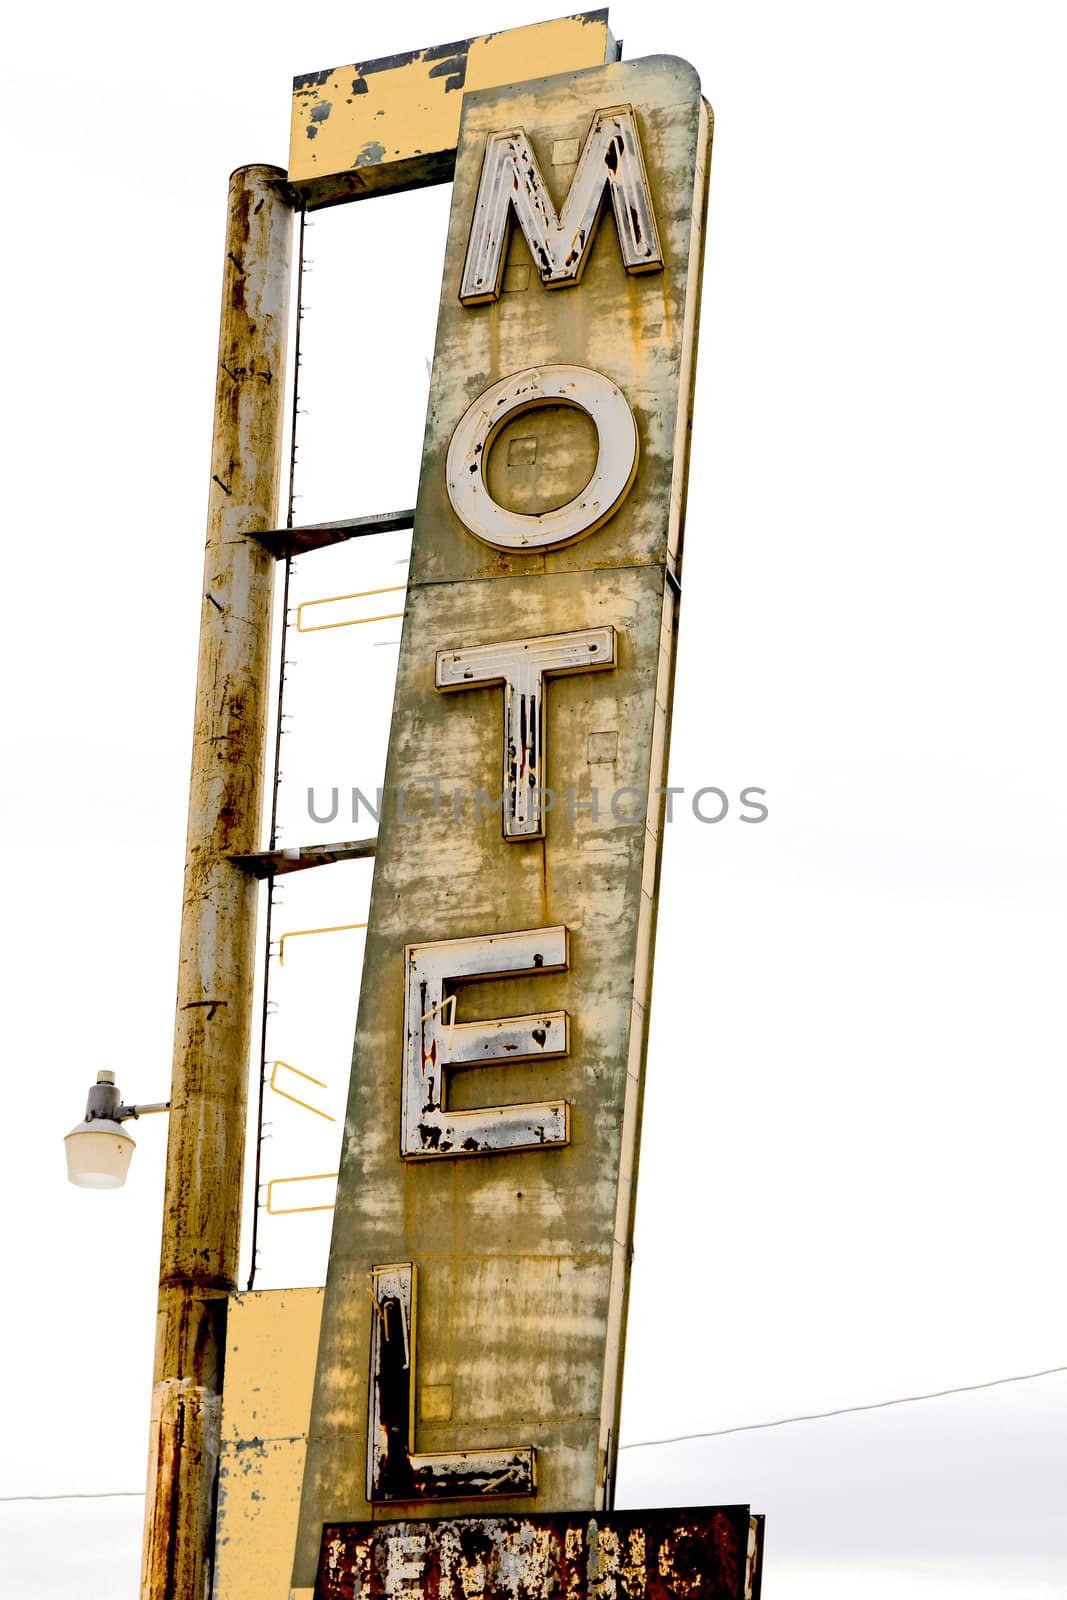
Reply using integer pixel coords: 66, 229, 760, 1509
2, 2, 1066, 1596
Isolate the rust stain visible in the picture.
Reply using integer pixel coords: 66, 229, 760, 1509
316, 1509, 762, 1600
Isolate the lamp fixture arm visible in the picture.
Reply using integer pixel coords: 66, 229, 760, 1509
116, 1102, 171, 1123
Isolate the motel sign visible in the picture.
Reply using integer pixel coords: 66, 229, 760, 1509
289, 40, 714, 1583
136, 14, 763, 1600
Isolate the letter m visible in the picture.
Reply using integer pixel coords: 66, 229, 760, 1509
459, 105, 663, 305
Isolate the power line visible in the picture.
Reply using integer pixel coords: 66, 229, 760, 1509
4, 1363, 1065, 1502
618, 1362, 1067, 1451
0, 1490, 145, 1503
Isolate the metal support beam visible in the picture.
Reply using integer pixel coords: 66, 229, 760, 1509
252, 508, 414, 559
140, 164, 292, 1600
230, 837, 378, 878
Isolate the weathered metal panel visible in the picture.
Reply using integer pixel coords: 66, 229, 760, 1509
314, 1510, 763, 1600
214, 1290, 324, 1600
292, 53, 711, 1589
289, 15, 618, 209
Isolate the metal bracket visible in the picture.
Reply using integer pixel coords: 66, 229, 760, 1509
251, 509, 415, 560
296, 584, 406, 633
277, 921, 367, 966
268, 1060, 336, 1122
230, 837, 377, 879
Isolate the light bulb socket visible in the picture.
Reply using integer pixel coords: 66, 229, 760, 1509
85, 1074, 122, 1123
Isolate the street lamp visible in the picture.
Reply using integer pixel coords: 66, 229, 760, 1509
65, 1070, 169, 1190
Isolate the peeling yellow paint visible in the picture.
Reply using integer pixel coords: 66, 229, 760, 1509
288, 14, 616, 204
214, 1290, 323, 1600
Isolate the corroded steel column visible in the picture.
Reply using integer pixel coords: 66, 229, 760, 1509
140, 164, 292, 1600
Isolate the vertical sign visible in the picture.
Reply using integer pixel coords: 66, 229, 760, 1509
293, 52, 711, 1590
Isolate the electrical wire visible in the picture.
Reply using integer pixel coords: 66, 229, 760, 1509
0, 1491, 145, 1503
617, 1362, 1067, 1451
7, 1362, 1066, 1502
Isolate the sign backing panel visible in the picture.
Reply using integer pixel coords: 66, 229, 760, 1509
294, 52, 711, 1588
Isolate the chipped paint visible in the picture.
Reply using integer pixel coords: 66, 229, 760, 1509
367, 1264, 537, 1500
402, 928, 570, 1157
315, 1510, 763, 1600
436, 631, 616, 837
459, 107, 662, 304
288, 14, 618, 207
214, 1291, 324, 1600
445, 369, 638, 552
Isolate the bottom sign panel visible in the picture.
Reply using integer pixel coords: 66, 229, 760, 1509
316, 1509, 765, 1600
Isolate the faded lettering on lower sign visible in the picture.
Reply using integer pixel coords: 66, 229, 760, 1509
317, 1509, 763, 1600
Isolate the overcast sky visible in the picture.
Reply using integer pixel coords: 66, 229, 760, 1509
2, 3, 1066, 1597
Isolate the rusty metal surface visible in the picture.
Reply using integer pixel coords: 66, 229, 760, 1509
292, 56, 711, 1588
315, 1510, 761, 1600
139, 166, 292, 1600
288, 15, 617, 210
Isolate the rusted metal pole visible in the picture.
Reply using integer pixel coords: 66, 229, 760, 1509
140, 164, 292, 1600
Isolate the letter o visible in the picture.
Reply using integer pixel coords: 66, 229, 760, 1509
692, 787, 729, 823
445, 365, 639, 551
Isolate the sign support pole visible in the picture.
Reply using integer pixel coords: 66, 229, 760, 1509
140, 163, 293, 1600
